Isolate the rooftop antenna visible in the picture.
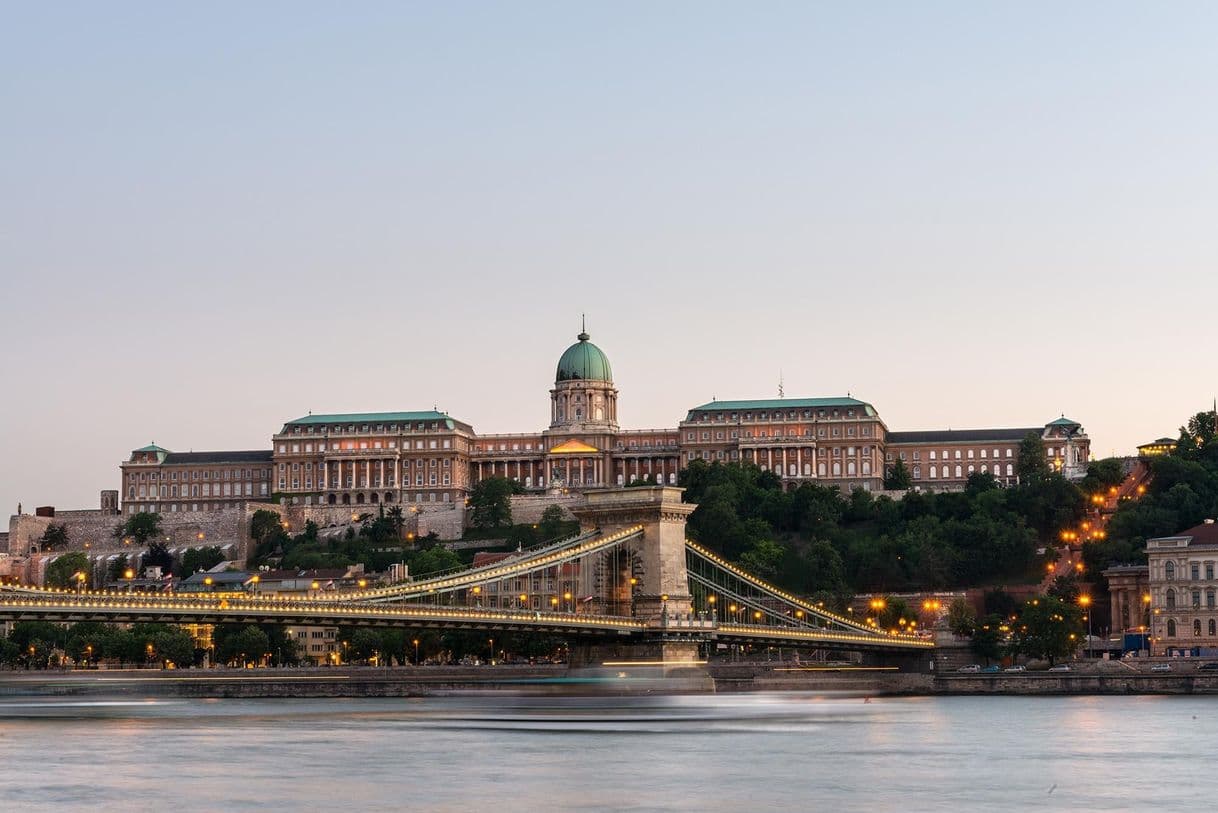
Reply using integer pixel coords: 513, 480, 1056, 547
778, 370, 784, 399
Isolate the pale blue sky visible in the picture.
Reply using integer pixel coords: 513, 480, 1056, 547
3, 2, 1217, 512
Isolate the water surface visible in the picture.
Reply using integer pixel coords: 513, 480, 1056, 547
0, 693, 1212, 811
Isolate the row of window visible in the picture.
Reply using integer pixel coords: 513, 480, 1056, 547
127, 502, 234, 514
130, 469, 269, 482
891, 448, 1015, 462
1164, 618, 1218, 637
1162, 562, 1218, 581
282, 472, 453, 489
285, 422, 446, 434
280, 459, 452, 472
689, 426, 872, 441
916, 464, 1015, 480
279, 439, 453, 453
1164, 587, 1218, 608
129, 483, 268, 498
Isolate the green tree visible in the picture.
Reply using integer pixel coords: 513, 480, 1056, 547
1015, 433, 1048, 484
39, 523, 70, 551
1009, 596, 1082, 666
180, 546, 226, 579
884, 458, 913, 490
411, 545, 462, 577
738, 538, 785, 582
113, 512, 163, 545
947, 598, 977, 637
877, 597, 915, 632
45, 551, 90, 589
215, 625, 271, 667
970, 614, 1005, 664
141, 541, 175, 575
106, 553, 132, 583
469, 476, 522, 529
539, 504, 568, 540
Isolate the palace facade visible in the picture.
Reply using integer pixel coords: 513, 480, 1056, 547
119, 325, 1091, 514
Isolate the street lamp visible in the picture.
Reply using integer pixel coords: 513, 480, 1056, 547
1143, 593, 1152, 655
413, 638, 420, 665
1078, 595, 1092, 656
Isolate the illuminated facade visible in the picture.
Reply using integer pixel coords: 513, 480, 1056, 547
118, 324, 1091, 513
1146, 521, 1218, 656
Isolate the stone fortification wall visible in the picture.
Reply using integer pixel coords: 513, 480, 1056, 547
509, 494, 581, 525
7, 507, 254, 558
245, 502, 467, 541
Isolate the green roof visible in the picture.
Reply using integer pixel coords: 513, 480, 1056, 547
286, 411, 455, 429
688, 397, 876, 416
1047, 417, 1081, 427
556, 331, 613, 383
135, 443, 170, 453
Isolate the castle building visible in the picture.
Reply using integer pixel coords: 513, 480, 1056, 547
120, 446, 273, 515
117, 324, 1091, 514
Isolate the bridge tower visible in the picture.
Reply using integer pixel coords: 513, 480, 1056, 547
569, 486, 704, 671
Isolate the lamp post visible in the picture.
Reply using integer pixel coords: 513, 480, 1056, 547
1078, 595, 1092, 657
413, 638, 420, 666
1143, 592, 1152, 656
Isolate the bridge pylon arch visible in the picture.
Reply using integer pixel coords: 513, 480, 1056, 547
569, 487, 705, 672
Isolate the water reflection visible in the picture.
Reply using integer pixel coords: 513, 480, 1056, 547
0, 694, 1213, 812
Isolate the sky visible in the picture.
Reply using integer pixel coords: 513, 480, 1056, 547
3, 2, 1217, 513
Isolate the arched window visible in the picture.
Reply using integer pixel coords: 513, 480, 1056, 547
818, 462, 826, 477
929, 465, 937, 479
1167, 619, 1177, 637
955, 465, 963, 478
1195, 619, 1203, 637
832, 462, 841, 476
847, 462, 857, 476
1166, 561, 1176, 581
1006, 464, 1014, 476
1166, 588, 1176, 610
1209, 619, 1216, 637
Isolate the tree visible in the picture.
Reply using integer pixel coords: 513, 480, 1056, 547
39, 523, 70, 551
539, 504, 567, 540
411, 545, 462, 577
1015, 433, 1048, 484
970, 614, 1005, 664
1009, 596, 1082, 666
180, 546, 226, 579
877, 597, 915, 632
215, 625, 271, 667
251, 509, 286, 543
738, 538, 785, 582
469, 476, 521, 529
884, 458, 913, 490
113, 512, 163, 546
947, 598, 977, 637
106, 554, 132, 583
141, 541, 174, 576
45, 551, 90, 588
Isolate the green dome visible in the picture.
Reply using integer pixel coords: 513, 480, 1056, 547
556, 330, 613, 382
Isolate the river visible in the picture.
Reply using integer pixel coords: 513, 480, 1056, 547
0, 692, 1212, 811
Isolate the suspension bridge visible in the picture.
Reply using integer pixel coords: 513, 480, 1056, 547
0, 488, 932, 668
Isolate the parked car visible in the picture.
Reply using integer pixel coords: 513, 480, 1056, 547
956, 664, 981, 673
981, 665, 1001, 673
1047, 664, 1071, 672
1004, 665, 1026, 672
1151, 663, 1173, 673
1198, 662, 1218, 671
